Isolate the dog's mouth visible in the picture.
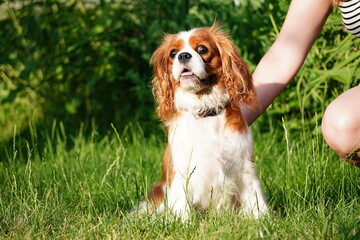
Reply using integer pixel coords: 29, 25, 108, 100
180, 68, 197, 78
180, 68, 216, 84
180, 68, 208, 83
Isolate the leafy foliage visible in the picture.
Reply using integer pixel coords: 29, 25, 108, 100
0, 0, 359, 143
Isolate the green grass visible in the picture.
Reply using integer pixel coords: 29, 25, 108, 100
0, 119, 359, 239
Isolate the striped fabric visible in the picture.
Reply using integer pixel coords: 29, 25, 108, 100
339, 0, 360, 37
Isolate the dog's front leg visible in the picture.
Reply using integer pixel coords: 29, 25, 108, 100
238, 160, 268, 218
165, 174, 191, 221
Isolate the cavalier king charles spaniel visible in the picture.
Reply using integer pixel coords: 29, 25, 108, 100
140, 25, 268, 220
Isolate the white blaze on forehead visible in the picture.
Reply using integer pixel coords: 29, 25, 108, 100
172, 29, 207, 82
177, 29, 196, 47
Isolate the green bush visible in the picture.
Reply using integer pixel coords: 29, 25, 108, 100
0, 0, 359, 143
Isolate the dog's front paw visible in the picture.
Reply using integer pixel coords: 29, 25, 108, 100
241, 201, 269, 219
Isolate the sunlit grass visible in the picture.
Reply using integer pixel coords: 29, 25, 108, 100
0, 120, 359, 239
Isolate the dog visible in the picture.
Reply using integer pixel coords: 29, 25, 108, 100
141, 25, 268, 220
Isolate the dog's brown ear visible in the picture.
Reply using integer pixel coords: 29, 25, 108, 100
151, 34, 177, 122
210, 25, 257, 109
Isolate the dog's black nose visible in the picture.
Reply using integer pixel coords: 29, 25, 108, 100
178, 52, 192, 63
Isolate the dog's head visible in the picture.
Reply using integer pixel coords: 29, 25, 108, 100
151, 25, 256, 122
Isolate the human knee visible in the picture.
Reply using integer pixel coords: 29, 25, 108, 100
321, 103, 359, 157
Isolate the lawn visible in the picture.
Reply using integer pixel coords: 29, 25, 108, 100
0, 119, 359, 239
0, 0, 359, 238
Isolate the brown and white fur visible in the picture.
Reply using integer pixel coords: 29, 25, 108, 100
141, 25, 268, 220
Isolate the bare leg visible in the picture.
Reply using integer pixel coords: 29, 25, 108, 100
321, 86, 360, 167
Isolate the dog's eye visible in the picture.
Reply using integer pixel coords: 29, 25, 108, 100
197, 45, 208, 54
170, 49, 178, 58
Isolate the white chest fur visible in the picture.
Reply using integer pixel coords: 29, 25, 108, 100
167, 110, 254, 210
